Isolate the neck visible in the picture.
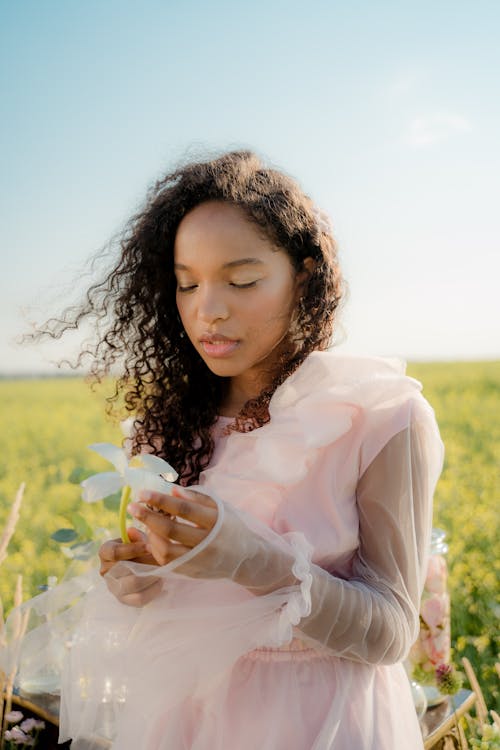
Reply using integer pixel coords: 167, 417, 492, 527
218, 340, 300, 417
219, 365, 275, 417
219, 381, 262, 417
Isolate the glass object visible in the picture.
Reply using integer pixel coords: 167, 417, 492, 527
410, 679, 428, 720
18, 576, 63, 695
409, 528, 451, 706
404, 659, 429, 719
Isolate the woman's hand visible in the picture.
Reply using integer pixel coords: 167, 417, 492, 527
98, 526, 163, 607
128, 486, 297, 594
128, 486, 218, 566
99, 526, 156, 575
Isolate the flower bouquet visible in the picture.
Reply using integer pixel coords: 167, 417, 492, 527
409, 532, 462, 704
2, 711, 45, 749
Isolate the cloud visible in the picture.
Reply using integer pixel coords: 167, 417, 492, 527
405, 113, 472, 147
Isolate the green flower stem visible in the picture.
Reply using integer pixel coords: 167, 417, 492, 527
119, 485, 131, 543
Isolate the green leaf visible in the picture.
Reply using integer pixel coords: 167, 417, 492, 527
103, 491, 121, 510
68, 466, 93, 484
70, 512, 93, 540
51, 528, 78, 543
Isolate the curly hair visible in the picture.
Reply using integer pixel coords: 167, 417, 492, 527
33, 149, 345, 484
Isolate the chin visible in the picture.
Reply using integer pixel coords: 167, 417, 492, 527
199, 356, 240, 378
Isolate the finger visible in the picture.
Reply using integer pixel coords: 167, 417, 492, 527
100, 560, 114, 576
100, 549, 157, 576
147, 530, 190, 566
138, 488, 216, 528
99, 536, 149, 563
127, 527, 148, 544
138, 488, 217, 529
172, 486, 217, 509
129, 503, 207, 547
105, 577, 163, 607
107, 572, 161, 597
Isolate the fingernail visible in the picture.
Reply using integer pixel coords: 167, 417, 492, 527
127, 502, 142, 518
173, 485, 190, 499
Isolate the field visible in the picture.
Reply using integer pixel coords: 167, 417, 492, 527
0, 362, 499, 711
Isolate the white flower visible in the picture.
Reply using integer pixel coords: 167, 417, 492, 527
81, 443, 178, 503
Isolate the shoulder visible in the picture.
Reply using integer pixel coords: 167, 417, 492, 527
270, 350, 441, 475
314, 350, 441, 474
213, 351, 441, 488
272, 349, 424, 412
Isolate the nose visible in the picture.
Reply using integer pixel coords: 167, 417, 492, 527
197, 284, 229, 324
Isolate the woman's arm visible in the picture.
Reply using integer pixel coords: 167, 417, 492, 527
295, 408, 443, 663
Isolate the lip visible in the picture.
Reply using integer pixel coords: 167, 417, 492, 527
199, 334, 240, 358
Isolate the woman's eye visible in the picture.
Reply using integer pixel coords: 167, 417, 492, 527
230, 281, 258, 289
177, 284, 198, 293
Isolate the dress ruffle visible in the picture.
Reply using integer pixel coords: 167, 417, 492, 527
276, 533, 314, 643
201, 351, 424, 494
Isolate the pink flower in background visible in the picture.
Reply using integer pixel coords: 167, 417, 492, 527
409, 636, 427, 665
421, 593, 449, 630
4, 710, 24, 723
422, 625, 450, 666
4, 726, 32, 743
20, 718, 45, 732
425, 554, 447, 594
410, 540, 453, 684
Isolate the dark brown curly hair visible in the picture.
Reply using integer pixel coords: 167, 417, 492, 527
32, 149, 345, 484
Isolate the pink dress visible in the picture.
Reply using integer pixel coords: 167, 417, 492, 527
7, 351, 444, 749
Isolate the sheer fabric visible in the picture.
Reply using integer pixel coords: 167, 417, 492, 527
1, 351, 444, 749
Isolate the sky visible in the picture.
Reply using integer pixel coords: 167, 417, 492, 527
1, 0, 499, 374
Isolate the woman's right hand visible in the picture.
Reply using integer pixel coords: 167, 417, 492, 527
99, 527, 163, 607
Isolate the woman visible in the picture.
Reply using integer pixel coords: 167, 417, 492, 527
12, 150, 444, 749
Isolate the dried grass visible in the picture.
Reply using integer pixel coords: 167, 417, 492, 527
0, 485, 27, 749
0, 483, 25, 567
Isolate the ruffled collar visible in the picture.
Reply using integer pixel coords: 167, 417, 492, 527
202, 350, 423, 489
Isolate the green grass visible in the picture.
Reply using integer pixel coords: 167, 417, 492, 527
407, 361, 500, 711
0, 378, 122, 606
1, 362, 499, 710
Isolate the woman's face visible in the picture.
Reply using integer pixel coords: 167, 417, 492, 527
174, 201, 307, 399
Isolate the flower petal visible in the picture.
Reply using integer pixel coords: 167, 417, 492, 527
81, 472, 123, 503
4, 710, 24, 723
88, 443, 128, 474
124, 468, 174, 497
139, 454, 178, 482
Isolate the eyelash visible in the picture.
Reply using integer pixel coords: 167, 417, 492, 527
177, 281, 258, 293
231, 281, 258, 289
177, 285, 196, 293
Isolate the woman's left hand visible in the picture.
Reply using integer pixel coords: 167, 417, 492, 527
128, 486, 218, 566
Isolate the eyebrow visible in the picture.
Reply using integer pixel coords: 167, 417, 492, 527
174, 258, 266, 271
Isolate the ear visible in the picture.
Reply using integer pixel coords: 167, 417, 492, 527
294, 257, 315, 299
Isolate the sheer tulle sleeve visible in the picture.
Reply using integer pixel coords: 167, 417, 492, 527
296, 397, 444, 663
162, 395, 444, 665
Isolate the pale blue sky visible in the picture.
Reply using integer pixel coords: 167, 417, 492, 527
1, 0, 499, 373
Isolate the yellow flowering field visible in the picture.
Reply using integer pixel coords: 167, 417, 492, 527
0, 377, 122, 608
0, 361, 499, 709
407, 360, 500, 711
